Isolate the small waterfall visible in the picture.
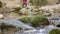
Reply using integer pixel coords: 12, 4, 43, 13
22, 25, 56, 34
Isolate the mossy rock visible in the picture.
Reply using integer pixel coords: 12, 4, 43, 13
19, 16, 50, 27
49, 29, 60, 34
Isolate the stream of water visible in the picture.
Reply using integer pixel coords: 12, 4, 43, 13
22, 25, 56, 34
0, 18, 57, 34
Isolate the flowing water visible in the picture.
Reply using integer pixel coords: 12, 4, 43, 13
0, 18, 57, 34
22, 25, 56, 34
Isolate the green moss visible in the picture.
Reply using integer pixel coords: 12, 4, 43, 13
49, 29, 60, 34
0, 23, 22, 31
19, 16, 50, 27
19, 17, 29, 23
13, 7, 22, 15
13, 7, 22, 12
29, 0, 47, 6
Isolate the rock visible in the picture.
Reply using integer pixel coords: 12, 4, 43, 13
0, 14, 3, 19
20, 8, 29, 15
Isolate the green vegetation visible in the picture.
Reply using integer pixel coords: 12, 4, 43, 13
0, 23, 22, 34
13, 7, 21, 12
29, 0, 47, 6
19, 16, 50, 27
0, 23, 16, 31
49, 29, 60, 34
19, 17, 29, 23
0, 23, 22, 31
13, 7, 23, 15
